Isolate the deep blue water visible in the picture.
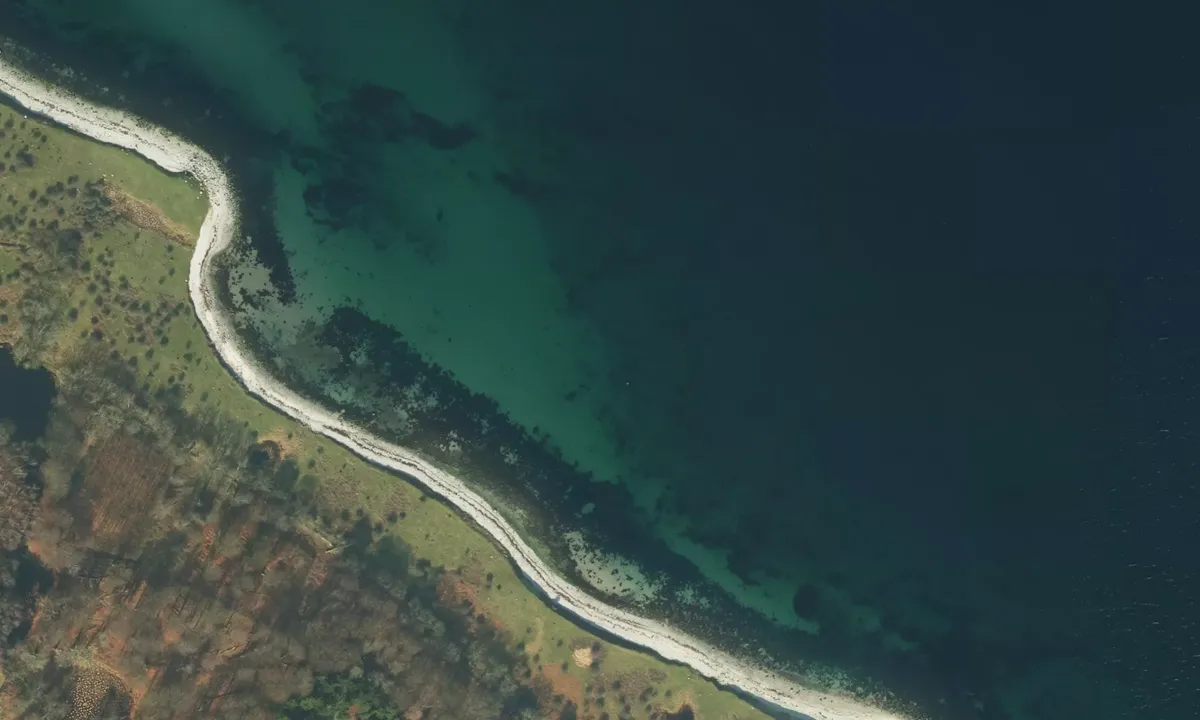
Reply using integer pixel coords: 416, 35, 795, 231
0, 344, 55, 442
2, 1, 1198, 717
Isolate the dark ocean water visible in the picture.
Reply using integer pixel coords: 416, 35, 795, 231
2, 1, 1198, 717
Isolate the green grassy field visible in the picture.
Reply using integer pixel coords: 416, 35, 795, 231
0, 104, 772, 719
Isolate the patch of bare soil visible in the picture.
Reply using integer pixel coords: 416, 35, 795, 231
571, 646, 594, 668
540, 662, 583, 707
104, 186, 191, 246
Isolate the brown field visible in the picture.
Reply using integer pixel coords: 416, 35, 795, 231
82, 434, 172, 543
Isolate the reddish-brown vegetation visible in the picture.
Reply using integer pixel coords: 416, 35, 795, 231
82, 433, 171, 544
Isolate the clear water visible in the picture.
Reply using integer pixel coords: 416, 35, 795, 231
4, 0, 1197, 717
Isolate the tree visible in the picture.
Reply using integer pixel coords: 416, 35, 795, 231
278, 673, 400, 719
0, 425, 35, 550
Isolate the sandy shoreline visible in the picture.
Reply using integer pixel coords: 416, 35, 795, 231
0, 55, 911, 720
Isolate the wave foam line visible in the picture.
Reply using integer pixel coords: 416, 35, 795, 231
0, 53, 911, 720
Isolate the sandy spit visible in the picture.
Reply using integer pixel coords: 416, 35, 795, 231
0, 53, 912, 720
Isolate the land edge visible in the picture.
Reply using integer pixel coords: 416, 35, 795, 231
0, 52, 907, 720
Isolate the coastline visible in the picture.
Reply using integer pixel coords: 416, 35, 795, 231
0, 55, 910, 720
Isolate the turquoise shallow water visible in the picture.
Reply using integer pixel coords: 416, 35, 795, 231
4, 0, 1199, 717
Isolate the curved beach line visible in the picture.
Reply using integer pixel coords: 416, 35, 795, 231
0, 56, 910, 720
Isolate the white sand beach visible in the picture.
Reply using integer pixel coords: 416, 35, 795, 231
0, 53, 913, 720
